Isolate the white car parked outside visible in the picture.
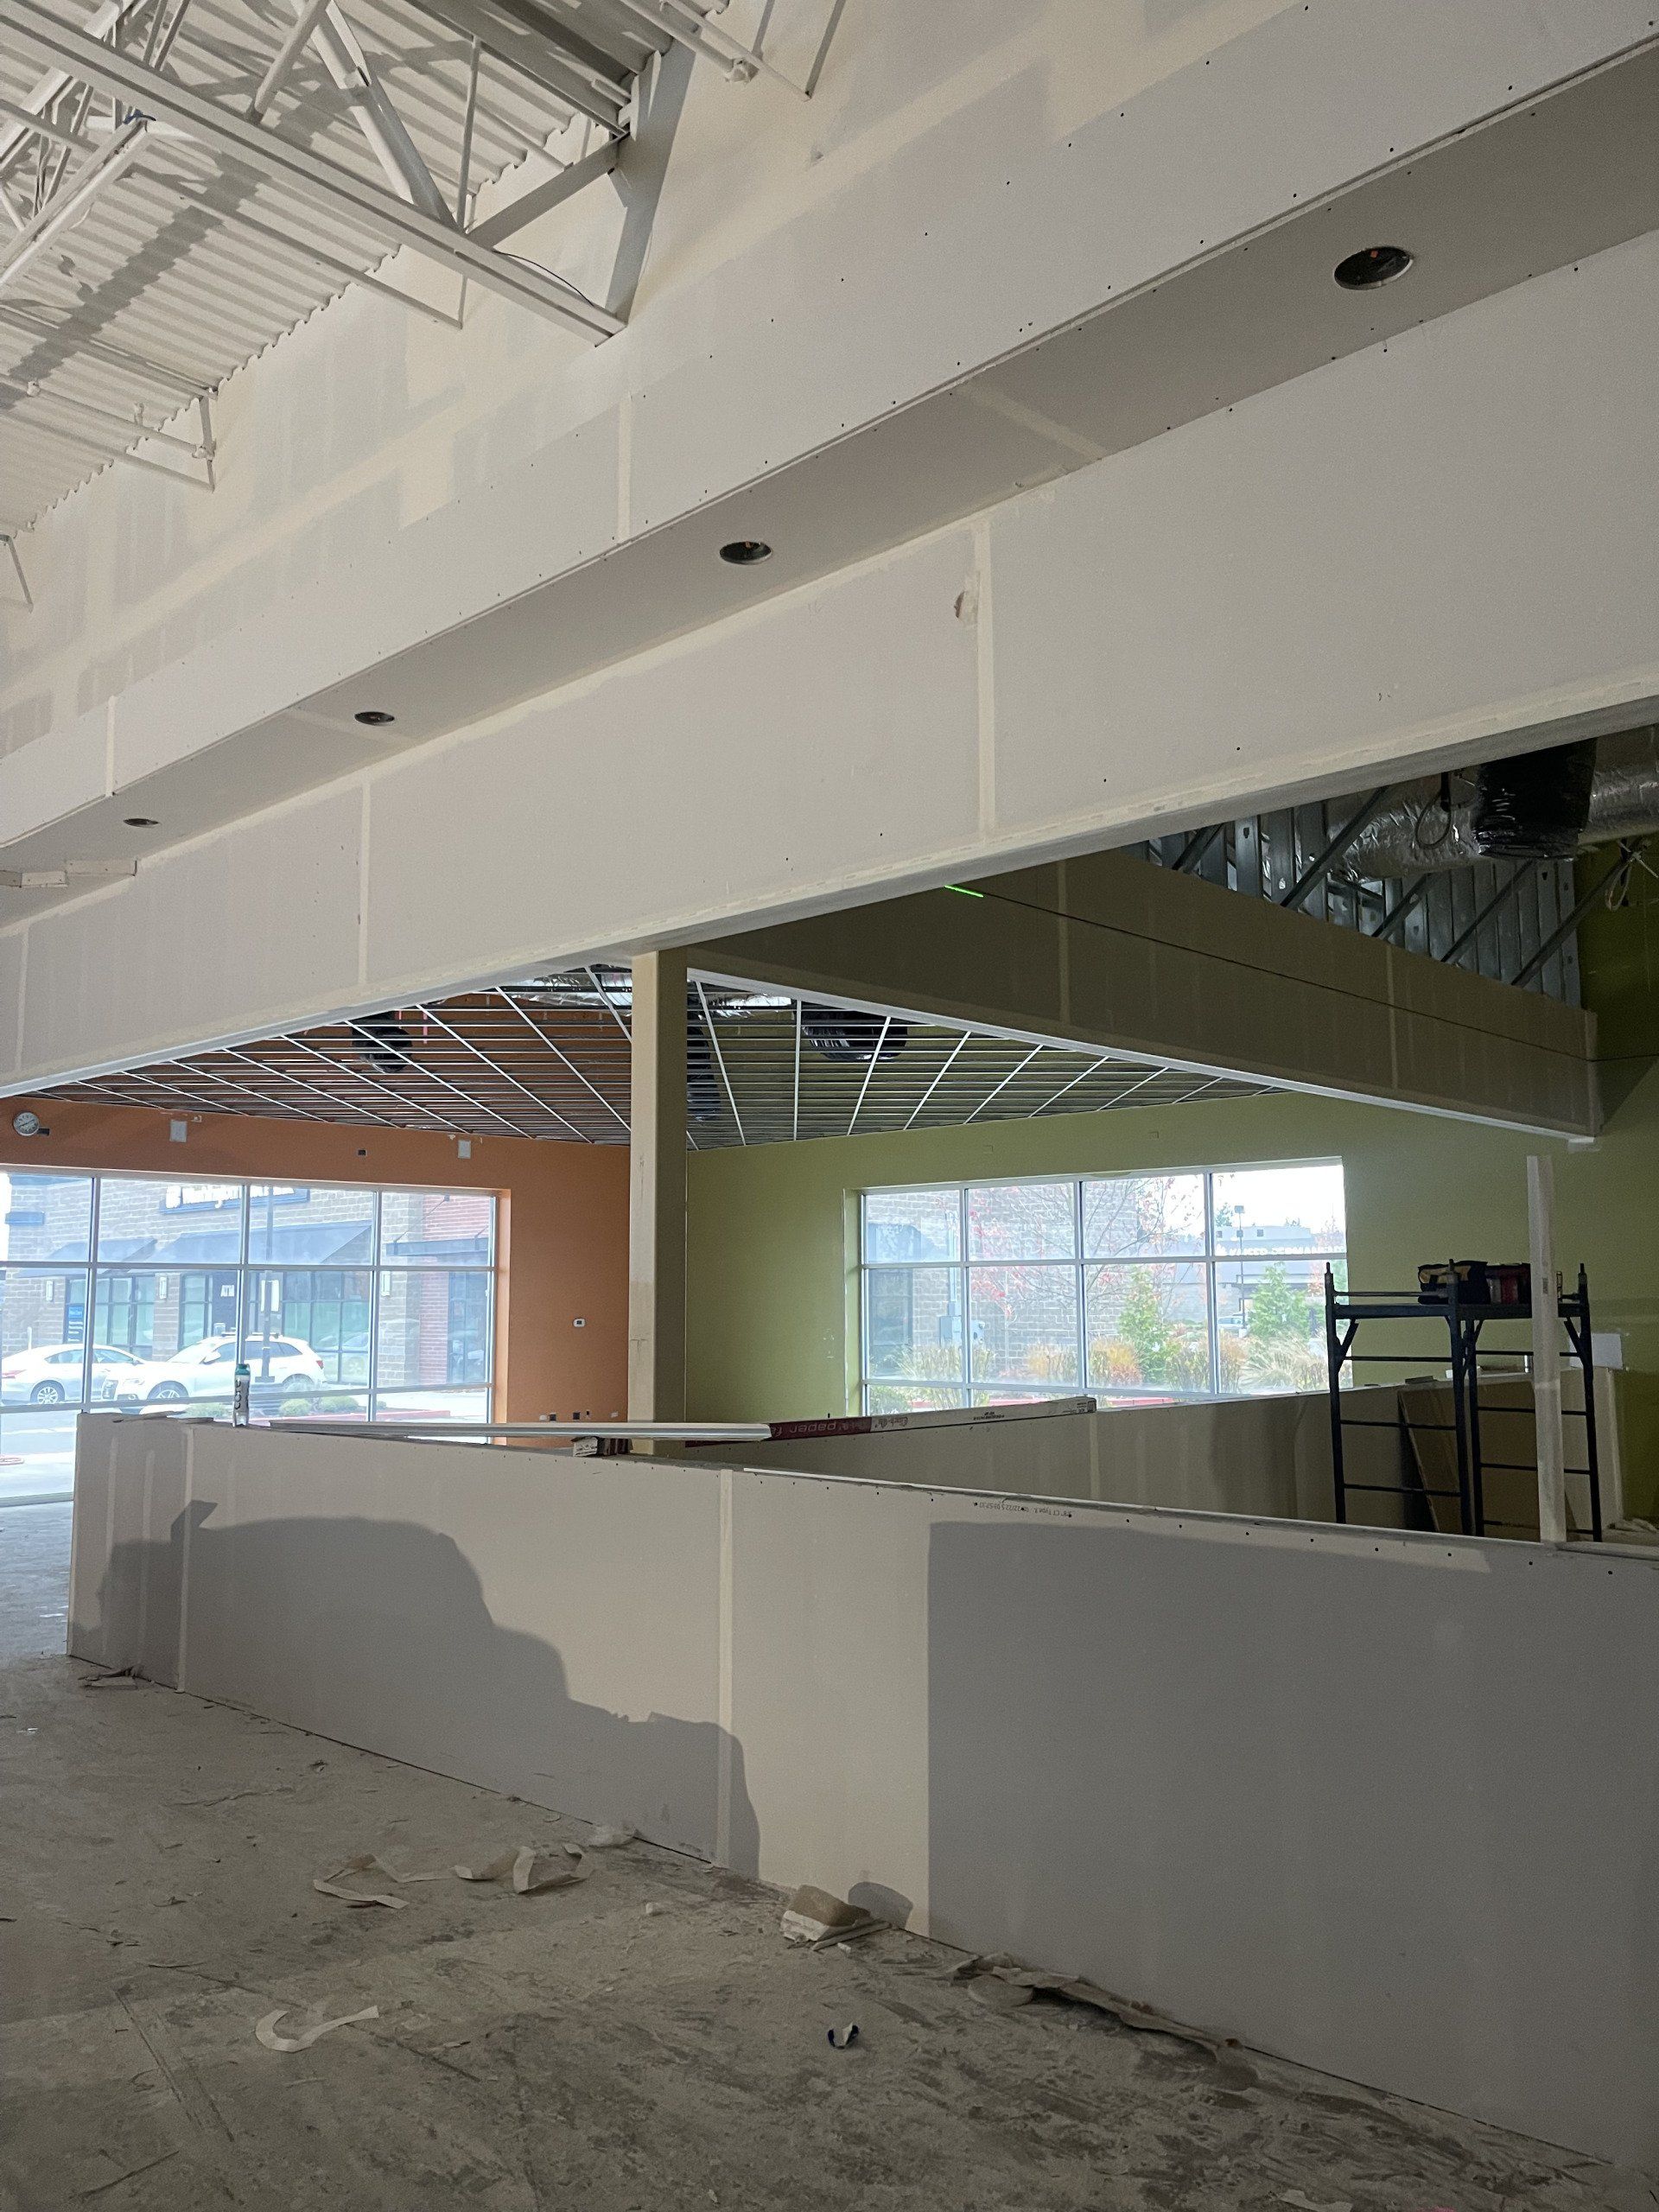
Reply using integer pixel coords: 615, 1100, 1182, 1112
0, 1344, 149, 1405
118, 1336, 327, 1405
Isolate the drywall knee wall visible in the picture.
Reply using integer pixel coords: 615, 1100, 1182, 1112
705, 1389, 1407, 1521
69, 1415, 1659, 2169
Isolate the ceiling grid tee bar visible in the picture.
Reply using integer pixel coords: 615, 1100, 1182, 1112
37, 969, 1275, 1147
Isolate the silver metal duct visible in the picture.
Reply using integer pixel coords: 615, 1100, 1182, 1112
1344, 737, 1659, 874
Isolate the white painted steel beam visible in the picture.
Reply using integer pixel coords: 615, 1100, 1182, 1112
0, 0, 623, 336
469, 137, 620, 247
246, 0, 334, 119
298, 2, 453, 223
404, 0, 631, 131
0, 0, 143, 172
1, 531, 30, 608
0, 117, 147, 296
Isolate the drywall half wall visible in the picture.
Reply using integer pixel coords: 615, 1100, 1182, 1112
686, 1074, 1659, 1516
0, 1099, 628, 1421
71, 1414, 1659, 2169
698, 1391, 1370, 1522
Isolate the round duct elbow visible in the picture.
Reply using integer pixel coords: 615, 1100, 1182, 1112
800, 1006, 909, 1065
1472, 739, 1599, 861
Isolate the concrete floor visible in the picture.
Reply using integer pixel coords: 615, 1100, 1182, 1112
1, 1504, 1650, 2212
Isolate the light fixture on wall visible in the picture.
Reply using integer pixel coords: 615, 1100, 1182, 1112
1333, 245, 1413, 289
354, 709, 396, 727
719, 539, 772, 565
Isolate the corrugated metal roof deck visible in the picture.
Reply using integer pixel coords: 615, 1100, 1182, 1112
0, 0, 664, 527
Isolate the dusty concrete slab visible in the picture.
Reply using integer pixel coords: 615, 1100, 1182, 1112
1, 1503, 1649, 2210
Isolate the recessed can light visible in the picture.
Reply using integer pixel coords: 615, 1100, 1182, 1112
124, 816, 158, 828
719, 539, 772, 566
1334, 245, 1414, 290
354, 708, 396, 726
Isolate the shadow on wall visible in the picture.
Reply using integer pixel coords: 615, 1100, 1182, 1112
923, 1517, 1659, 2164
97, 1503, 760, 1876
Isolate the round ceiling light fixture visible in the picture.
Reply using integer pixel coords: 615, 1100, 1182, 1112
1333, 244, 1414, 290
719, 539, 772, 566
354, 708, 396, 726
124, 816, 159, 828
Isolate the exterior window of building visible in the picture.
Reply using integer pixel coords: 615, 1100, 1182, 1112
860, 1163, 1346, 1414
0, 1173, 497, 1450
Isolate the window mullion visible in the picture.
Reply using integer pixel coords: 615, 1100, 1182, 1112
80, 1173, 102, 1411
1074, 1177, 1087, 1400
1203, 1171, 1221, 1396
958, 1184, 970, 1401
368, 1189, 382, 1420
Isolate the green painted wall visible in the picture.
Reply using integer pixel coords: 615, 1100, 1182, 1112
687, 1066, 1659, 1516
688, 838, 1659, 1513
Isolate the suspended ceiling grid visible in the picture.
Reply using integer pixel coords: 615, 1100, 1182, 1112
45, 967, 1278, 1145
0, 0, 760, 531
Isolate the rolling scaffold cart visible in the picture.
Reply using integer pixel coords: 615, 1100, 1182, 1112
1322, 1262, 1603, 1541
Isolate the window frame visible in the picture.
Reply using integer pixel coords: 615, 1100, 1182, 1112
0, 1169, 498, 1421
858, 1162, 1344, 1414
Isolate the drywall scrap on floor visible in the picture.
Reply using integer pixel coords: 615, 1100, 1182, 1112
69, 1414, 1659, 2170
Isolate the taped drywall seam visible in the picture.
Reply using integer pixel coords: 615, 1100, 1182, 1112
715, 1463, 734, 1868
137, 1441, 154, 1666
973, 514, 995, 837
176, 1425, 195, 1694
100, 1425, 117, 1670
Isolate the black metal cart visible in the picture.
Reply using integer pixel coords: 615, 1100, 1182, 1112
1322, 1263, 1602, 1541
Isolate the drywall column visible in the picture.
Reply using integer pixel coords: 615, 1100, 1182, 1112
627, 950, 688, 1422
1529, 1154, 1567, 1545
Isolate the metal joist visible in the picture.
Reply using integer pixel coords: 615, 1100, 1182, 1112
0, 0, 623, 335
0, 0, 788, 530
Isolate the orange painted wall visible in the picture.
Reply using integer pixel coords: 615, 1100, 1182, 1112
0, 1099, 630, 1422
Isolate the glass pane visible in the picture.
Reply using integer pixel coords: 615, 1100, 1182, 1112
864, 1266, 964, 1384
0, 1268, 92, 1406
375, 1268, 493, 1410
971, 1387, 1073, 1407
248, 1268, 371, 1405
866, 1383, 967, 1415
97, 1178, 244, 1263
863, 1187, 959, 1264
93, 1268, 241, 1403
1215, 1255, 1327, 1395
0, 1403, 79, 1502
372, 1388, 492, 1427
969, 1264, 1080, 1387
1085, 1262, 1211, 1394
967, 1183, 1077, 1262
0, 1171, 94, 1264
1084, 1173, 1205, 1258
379, 1190, 494, 1267
1211, 1163, 1346, 1256
248, 1184, 374, 1265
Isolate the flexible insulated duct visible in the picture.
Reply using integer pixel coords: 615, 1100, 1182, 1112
1341, 737, 1659, 875
800, 1006, 909, 1064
